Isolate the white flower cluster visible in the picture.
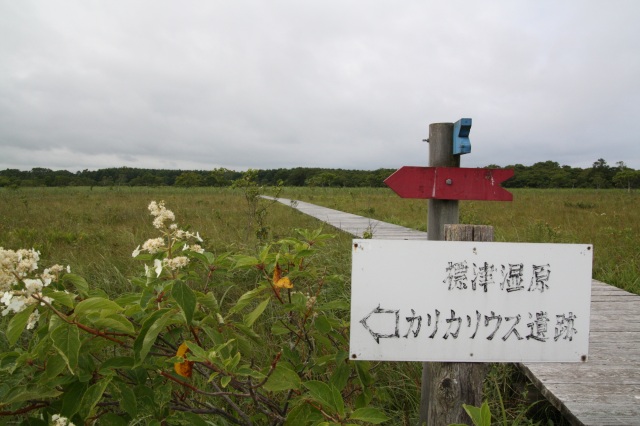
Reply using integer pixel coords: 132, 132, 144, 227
144, 256, 191, 278
0, 247, 40, 291
132, 201, 206, 277
175, 228, 203, 243
148, 200, 176, 229
183, 243, 205, 254
290, 291, 318, 313
51, 414, 75, 426
0, 247, 69, 329
140, 237, 165, 254
306, 294, 317, 311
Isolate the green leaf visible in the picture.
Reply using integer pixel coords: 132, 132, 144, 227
284, 403, 323, 425
318, 300, 350, 311
349, 407, 390, 424
98, 413, 129, 426
133, 308, 173, 366
234, 323, 262, 342
61, 381, 89, 417
233, 255, 260, 268
186, 251, 211, 265
62, 273, 89, 296
329, 362, 350, 391
0, 352, 20, 372
230, 287, 265, 314
294, 249, 315, 259
91, 314, 135, 334
154, 381, 172, 409
355, 388, 373, 409
244, 297, 270, 327
79, 376, 113, 419
263, 364, 302, 392
314, 315, 332, 333
100, 356, 134, 372
74, 297, 123, 318
1, 386, 62, 406
6, 304, 37, 346
355, 361, 374, 387
331, 384, 345, 417
51, 322, 80, 374
42, 354, 68, 382
462, 401, 492, 426
270, 322, 290, 336
172, 281, 196, 325
196, 291, 219, 313
220, 375, 232, 388
175, 411, 211, 426
115, 293, 141, 307
42, 288, 77, 308
303, 381, 344, 417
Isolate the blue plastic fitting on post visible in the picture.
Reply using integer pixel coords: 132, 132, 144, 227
453, 118, 472, 155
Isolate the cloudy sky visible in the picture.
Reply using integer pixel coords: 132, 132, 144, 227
1, 1, 639, 172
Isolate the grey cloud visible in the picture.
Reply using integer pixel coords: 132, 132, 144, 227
1, 1, 639, 172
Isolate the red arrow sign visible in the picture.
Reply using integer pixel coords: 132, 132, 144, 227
385, 167, 514, 201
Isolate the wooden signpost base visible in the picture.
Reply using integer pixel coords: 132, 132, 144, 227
421, 224, 493, 425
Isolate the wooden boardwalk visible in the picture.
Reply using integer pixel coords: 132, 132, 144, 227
270, 197, 428, 240
520, 281, 640, 425
271, 196, 640, 425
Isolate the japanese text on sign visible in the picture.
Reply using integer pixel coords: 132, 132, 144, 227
360, 306, 577, 343
349, 240, 592, 363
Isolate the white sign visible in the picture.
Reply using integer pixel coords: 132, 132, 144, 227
349, 239, 593, 363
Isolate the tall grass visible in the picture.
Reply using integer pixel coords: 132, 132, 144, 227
4, 186, 635, 294
285, 187, 640, 295
0, 187, 335, 294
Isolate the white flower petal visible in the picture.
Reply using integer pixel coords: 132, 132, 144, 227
154, 259, 163, 277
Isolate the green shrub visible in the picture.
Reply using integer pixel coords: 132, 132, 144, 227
0, 201, 388, 425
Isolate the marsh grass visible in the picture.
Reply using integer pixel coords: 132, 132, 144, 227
1, 186, 637, 424
286, 187, 640, 295
0, 187, 328, 286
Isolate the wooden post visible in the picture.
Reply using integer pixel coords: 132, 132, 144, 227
420, 225, 493, 425
426, 123, 459, 241
419, 121, 492, 425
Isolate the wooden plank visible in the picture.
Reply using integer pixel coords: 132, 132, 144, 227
589, 323, 640, 332
590, 312, 640, 319
588, 331, 640, 342
520, 365, 640, 384
518, 370, 640, 425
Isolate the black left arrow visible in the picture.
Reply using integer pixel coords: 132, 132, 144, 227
360, 305, 400, 344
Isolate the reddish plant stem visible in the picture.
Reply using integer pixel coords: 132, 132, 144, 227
0, 403, 49, 416
33, 294, 130, 346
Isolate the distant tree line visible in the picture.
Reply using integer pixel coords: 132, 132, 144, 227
0, 159, 638, 189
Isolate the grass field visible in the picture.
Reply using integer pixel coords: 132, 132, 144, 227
0, 187, 351, 295
2, 187, 636, 295
284, 187, 640, 295
0, 186, 637, 424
